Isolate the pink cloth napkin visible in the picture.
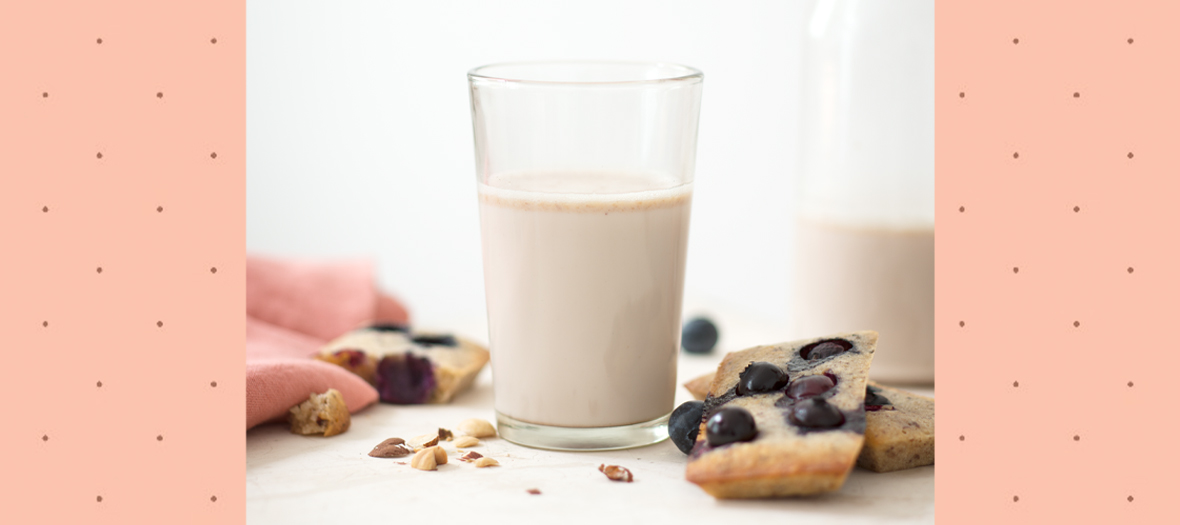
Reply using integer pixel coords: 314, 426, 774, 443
246, 254, 409, 430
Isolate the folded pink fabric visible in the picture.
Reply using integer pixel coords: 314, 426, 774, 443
246, 254, 409, 430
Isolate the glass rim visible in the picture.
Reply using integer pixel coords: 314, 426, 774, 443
467, 60, 703, 86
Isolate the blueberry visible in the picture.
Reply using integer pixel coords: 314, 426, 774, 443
864, 385, 891, 408
375, 354, 436, 404
790, 397, 845, 428
681, 317, 719, 354
801, 339, 852, 360
368, 323, 409, 333
786, 374, 836, 400
735, 362, 789, 395
411, 334, 458, 347
705, 407, 758, 446
669, 401, 705, 454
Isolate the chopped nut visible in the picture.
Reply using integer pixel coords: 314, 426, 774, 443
527, 488, 541, 495
368, 438, 413, 458
432, 446, 448, 465
598, 464, 633, 482
439, 428, 454, 441
452, 436, 480, 448
411, 448, 437, 470
473, 457, 500, 468
457, 418, 497, 438
458, 451, 484, 462
408, 432, 440, 451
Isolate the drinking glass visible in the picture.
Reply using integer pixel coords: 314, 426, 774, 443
468, 61, 704, 450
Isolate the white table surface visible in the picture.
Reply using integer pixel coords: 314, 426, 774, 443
247, 322, 935, 525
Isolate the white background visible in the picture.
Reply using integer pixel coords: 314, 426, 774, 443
247, 1, 809, 345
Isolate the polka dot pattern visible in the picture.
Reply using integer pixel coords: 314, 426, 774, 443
940, 3, 1175, 521
2, 2, 243, 522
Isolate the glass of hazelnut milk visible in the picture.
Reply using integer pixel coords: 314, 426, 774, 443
468, 61, 703, 450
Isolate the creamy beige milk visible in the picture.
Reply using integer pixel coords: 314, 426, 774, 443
794, 216, 934, 383
479, 172, 692, 427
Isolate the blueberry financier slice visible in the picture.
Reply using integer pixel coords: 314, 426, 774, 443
683, 372, 936, 473
685, 331, 876, 498
315, 324, 490, 404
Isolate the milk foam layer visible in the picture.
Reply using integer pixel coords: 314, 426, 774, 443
479, 172, 692, 427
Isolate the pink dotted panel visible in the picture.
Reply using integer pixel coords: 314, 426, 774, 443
0, 1, 244, 523
937, 1, 1179, 523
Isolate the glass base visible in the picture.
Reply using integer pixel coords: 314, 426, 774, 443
496, 411, 671, 451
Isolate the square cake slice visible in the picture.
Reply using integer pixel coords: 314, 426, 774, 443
857, 381, 935, 472
316, 324, 489, 404
685, 331, 876, 498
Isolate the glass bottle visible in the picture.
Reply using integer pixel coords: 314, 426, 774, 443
795, 0, 934, 383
